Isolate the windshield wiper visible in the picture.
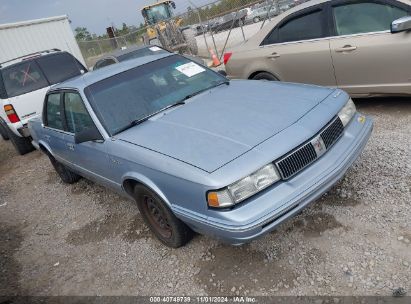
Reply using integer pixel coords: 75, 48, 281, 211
114, 101, 186, 135
179, 80, 230, 103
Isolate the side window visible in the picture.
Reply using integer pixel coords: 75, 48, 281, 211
63, 92, 94, 133
278, 10, 324, 43
36, 53, 84, 85
263, 10, 324, 45
333, 2, 408, 36
46, 93, 63, 130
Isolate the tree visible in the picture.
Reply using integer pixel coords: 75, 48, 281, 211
74, 27, 92, 41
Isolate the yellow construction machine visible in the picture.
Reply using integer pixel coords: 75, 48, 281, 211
141, 0, 198, 54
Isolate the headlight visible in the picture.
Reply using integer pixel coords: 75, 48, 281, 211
207, 163, 281, 208
338, 98, 356, 127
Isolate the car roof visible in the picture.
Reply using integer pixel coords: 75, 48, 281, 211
0, 49, 63, 69
51, 52, 174, 91
246, 0, 411, 44
99, 45, 168, 60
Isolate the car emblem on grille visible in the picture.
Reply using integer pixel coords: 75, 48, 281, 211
311, 135, 326, 157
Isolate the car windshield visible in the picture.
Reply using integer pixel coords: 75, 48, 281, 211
145, 4, 171, 24
85, 55, 227, 136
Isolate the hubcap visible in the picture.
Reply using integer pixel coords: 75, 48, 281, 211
144, 196, 173, 239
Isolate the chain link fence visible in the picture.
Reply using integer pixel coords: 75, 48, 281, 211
77, 0, 302, 68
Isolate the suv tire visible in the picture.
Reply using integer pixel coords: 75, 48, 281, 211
0, 119, 9, 140
7, 128, 34, 155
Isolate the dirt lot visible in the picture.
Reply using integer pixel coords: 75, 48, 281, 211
0, 98, 410, 296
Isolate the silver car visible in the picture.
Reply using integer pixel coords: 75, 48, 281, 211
29, 53, 372, 247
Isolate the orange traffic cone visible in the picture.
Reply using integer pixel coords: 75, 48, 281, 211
209, 48, 221, 67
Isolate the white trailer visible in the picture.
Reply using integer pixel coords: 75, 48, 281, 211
0, 15, 85, 66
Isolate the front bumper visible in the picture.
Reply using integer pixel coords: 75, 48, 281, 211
174, 113, 373, 244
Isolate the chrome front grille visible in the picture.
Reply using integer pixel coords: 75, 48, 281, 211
320, 117, 344, 149
275, 117, 344, 180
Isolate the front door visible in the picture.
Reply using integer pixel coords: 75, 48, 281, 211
329, 0, 411, 96
61, 91, 113, 186
260, 6, 337, 86
43, 92, 67, 162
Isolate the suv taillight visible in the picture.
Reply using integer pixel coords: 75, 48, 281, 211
4, 104, 20, 123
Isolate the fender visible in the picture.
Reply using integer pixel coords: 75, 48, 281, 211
37, 139, 55, 158
121, 172, 171, 207
244, 61, 281, 81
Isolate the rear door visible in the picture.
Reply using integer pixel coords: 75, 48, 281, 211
259, 5, 337, 86
328, 0, 411, 95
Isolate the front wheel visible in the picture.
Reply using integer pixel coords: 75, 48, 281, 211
252, 72, 279, 81
134, 184, 193, 248
253, 17, 261, 23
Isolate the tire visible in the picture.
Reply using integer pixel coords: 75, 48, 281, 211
253, 17, 261, 23
252, 72, 279, 81
0, 119, 9, 140
47, 154, 81, 184
182, 28, 198, 55
6, 128, 34, 155
133, 184, 193, 248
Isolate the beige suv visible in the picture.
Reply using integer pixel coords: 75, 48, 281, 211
224, 0, 411, 97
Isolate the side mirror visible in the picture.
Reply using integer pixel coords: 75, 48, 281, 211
391, 16, 411, 33
74, 125, 103, 144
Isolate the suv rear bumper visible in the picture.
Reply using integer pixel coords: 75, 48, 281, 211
17, 124, 31, 137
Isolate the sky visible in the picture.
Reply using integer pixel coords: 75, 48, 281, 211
0, 0, 211, 35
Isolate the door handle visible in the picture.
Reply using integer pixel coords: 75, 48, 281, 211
267, 52, 280, 59
67, 143, 75, 151
335, 45, 357, 52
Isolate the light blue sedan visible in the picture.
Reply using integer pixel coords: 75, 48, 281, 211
29, 52, 373, 247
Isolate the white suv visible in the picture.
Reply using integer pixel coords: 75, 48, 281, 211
0, 49, 86, 154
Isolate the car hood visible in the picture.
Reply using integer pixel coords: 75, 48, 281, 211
117, 80, 333, 173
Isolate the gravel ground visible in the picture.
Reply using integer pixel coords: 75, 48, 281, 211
0, 98, 410, 296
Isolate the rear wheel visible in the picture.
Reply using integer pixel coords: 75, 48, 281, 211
47, 154, 81, 184
0, 119, 9, 140
133, 184, 193, 248
7, 128, 34, 155
252, 72, 279, 81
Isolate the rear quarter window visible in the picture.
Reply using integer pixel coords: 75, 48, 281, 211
1, 61, 49, 98
36, 53, 85, 85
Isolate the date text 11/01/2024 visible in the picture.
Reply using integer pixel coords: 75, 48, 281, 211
149, 296, 257, 303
